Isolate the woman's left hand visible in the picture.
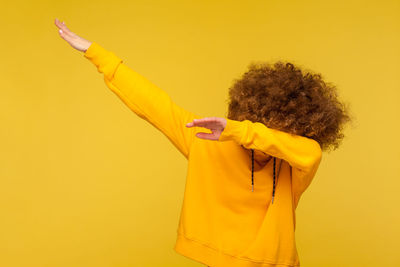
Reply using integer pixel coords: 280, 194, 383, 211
186, 117, 227, 141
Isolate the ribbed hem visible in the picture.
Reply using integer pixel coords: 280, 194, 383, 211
83, 42, 123, 81
174, 233, 300, 267
218, 118, 248, 144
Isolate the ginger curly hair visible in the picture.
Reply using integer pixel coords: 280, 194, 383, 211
225, 61, 353, 152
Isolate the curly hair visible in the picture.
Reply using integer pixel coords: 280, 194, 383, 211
225, 61, 354, 152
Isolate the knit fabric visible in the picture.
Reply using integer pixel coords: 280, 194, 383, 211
83, 42, 323, 267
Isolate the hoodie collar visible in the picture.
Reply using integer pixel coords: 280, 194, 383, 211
251, 149, 280, 204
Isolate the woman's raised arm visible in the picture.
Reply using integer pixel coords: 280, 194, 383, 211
54, 18, 200, 159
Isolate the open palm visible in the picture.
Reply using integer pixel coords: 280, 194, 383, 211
186, 117, 227, 141
54, 18, 92, 52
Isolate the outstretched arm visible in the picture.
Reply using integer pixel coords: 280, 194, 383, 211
83, 42, 200, 158
187, 117, 323, 201
219, 119, 322, 172
186, 117, 322, 172
219, 118, 323, 203
55, 18, 200, 159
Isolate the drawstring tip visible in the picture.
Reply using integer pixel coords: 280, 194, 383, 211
271, 196, 274, 204
251, 184, 254, 192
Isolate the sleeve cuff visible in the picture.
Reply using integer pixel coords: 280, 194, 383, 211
83, 42, 123, 81
218, 118, 248, 143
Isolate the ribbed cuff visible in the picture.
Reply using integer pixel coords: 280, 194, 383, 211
174, 232, 300, 267
218, 118, 248, 144
83, 42, 123, 80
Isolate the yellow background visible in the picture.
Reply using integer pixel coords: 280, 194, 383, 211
1, 0, 399, 266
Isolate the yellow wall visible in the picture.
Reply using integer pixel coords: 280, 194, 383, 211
1, 0, 399, 266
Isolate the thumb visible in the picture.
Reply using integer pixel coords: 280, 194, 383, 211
196, 132, 216, 140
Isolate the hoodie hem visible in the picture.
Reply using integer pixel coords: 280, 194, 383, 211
174, 232, 300, 267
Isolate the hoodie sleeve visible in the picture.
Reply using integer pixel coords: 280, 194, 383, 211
218, 118, 322, 205
83, 42, 200, 159
218, 118, 322, 173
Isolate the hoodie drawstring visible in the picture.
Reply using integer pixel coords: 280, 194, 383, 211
251, 149, 278, 204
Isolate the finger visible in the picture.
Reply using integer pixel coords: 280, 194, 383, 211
55, 18, 66, 30
55, 19, 69, 36
55, 18, 62, 28
195, 132, 216, 140
56, 20, 74, 36
57, 27, 68, 39
192, 117, 216, 125
198, 121, 221, 129
186, 119, 205, 127
58, 29, 74, 44
61, 21, 72, 32
186, 117, 220, 128
191, 120, 209, 128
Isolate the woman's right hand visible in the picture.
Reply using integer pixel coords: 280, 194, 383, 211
54, 18, 92, 53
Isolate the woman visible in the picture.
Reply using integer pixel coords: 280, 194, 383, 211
54, 18, 352, 267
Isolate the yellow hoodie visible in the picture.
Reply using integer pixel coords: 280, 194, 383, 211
83, 42, 323, 267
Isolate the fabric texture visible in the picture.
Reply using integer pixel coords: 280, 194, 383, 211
83, 42, 323, 267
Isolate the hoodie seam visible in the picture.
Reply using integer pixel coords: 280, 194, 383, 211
177, 232, 299, 266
